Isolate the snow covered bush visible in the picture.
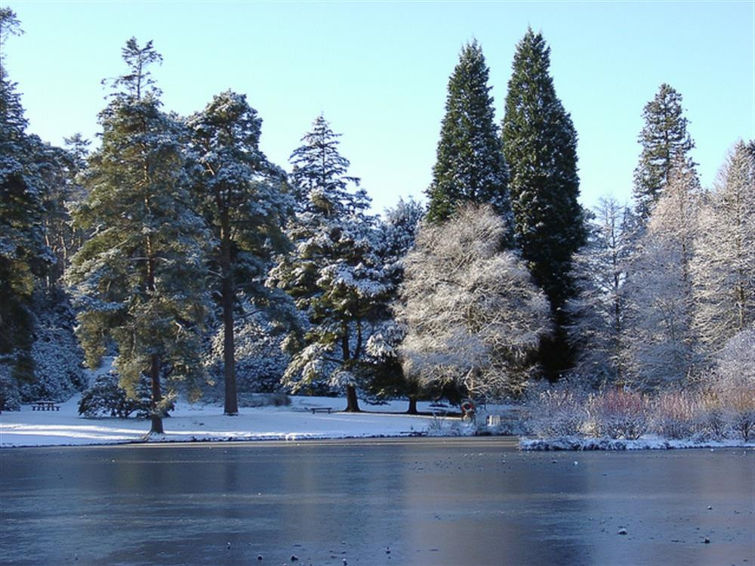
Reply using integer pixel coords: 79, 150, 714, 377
694, 391, 729, 441
78, 371, 146, 418
79, 371, 174, 418
398, 204, 551, 399
0, 364, 21, 410
524, 381, 588, 438
20, 298, 85, 402
712, 328, 755, 441
0, 291, 85, 406
651, 389, 703, 440
588, 388, 648, 440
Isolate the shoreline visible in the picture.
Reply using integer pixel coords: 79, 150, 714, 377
3, 395, 753, 451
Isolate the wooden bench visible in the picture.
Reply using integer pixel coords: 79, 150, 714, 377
32, 401, 60, 411
310, 407, 333, 414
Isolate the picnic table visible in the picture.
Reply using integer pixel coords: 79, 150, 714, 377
32, 400, 60, 411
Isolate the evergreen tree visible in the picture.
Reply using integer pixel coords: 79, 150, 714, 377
426, 40, 511, 227
269, 116, 389, 412
501, 28, 586, 377
187, 90, 291, 415
691, 140, 755, 356
67, 39, 210, 434
633, 83, 695, 221
0, 8, 51, 387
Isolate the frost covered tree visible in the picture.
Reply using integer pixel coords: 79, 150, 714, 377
624, 161, 702, 387
67, 39, 210, 434
501, 28, 586, 377
426, 40, 511, 227
566, 198, 635, 385
187, 90, 291, 415
0, 8, 52, 389
269, 116, 389, 412
633, 83, 695, 221
398, 204, 551, 399
691, 140, 755, 355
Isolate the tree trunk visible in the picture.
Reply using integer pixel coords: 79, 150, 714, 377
149, 353, 164, 434
341, 321, 359, 412
145, 236, 164, 435
221, 220, 238, 416
407, 396, 418, 415
345, 384, 360, 412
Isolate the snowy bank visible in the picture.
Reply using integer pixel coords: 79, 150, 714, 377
0, 395, 459, 448
520, 435, 755, 451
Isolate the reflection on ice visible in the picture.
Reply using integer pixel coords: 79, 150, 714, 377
0, 439, 752, 565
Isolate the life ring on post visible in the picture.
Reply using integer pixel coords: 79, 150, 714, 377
461, 399, 476, 419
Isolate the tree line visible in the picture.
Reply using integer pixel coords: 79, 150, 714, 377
1, 9, 752, 433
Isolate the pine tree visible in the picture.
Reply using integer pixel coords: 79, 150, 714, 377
426, 40, 511, 227
187, 90, 291, 415
67, 39, 210, 434
501, 28, 586, 377
269, 115, 389, 412
633, 83, 695, 221
691, 140, 755, 356
0, 8, 51, 386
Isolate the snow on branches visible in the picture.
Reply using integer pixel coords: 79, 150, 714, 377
398, 204, 551, 398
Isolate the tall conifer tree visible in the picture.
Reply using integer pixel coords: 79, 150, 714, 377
426, 40, 511, 228
187, 90, 290, 416
67, 39, 210, 434
633, 83, 695, 221
269, 116, 388, 412
501, 28, 586, 377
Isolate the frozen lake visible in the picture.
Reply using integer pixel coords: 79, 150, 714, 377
0, 438, 752, 565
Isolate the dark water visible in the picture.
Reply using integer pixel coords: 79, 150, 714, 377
0, 438, 752, 565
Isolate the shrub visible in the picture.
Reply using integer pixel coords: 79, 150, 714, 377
721, 387, 755, 442
237, 392, 291, 408
711, 328, 755, 441
589, 388, 649, 440
525, 382, 588, 438
651, 389, 702, 439
0, 364, 21, 411
79, 372, 174, 418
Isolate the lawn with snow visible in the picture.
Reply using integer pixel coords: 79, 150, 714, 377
0, 396, 458, 448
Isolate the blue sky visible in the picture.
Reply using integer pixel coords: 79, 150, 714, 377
4, 0, 754, 214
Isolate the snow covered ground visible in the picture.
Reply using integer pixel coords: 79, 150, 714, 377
0, 396, 460, 448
